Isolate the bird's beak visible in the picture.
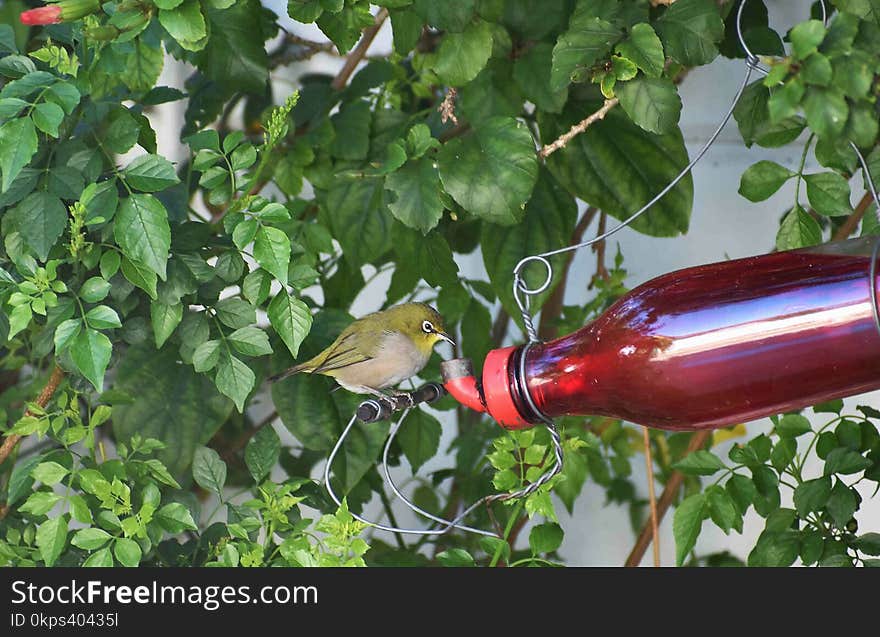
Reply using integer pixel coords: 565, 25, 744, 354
437, 331, 455, 347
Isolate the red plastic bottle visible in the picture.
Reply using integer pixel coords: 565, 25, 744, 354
442, 237, 880, 431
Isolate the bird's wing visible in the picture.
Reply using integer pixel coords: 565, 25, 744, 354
307, 331, 374, 374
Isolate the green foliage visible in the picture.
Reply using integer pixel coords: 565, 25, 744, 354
0, 0, 877, 569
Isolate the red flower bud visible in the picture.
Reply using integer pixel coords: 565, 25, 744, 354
20, 0, 101, 25
20, 5, 62, 25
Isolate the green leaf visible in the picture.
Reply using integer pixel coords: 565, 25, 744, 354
654, 0, 724, 66
706, 485, 739, 534
771, 438, 797, 473
429, 18, 493, 86
45, 81, 80, 114
82, 547, 114, 567
121, 257, 158, 299
616, 76, 682, 135
113, 345, 233, 475
436, 548, 475, 567
481, 169, 577, 320
1, 191, 66, 261
104, 107, 141, 154
748, 530, 799, 566
413, 0, 474, 31
541, 101, 692, 237
804, 172, 852, 216
802, 86, 849, 139
738, 161, 796, 202
550, 8, 620, 92
32, 102, 64, 138
69, 494, 93, 524
154, 502, 198, 533
794, 476, 832, 516
268, 293, 313, 358
124, 154, 180, 192
115, 194, 171, 280
192, 339, 221, 372
438, 116, 538, 225
324, 177, 393, 266
316, 2, 374, 54
19, 491, 62, 516
151, 300, 183, 348
385, 158, 444, 234
512, 42, 568, 113
32, 461, 69, 485
0, 117, 37, 192
392, 224, 460, 288
80, 277, 112, 303
529, 522, 564, 554
673, 492, 707, 566
36, 515, 68, 566
198, 0, 269, 94
330, 100, 371, 161
826, 479, 857, 528
397, 409, 441, 472
776, 205, 822, 251
159, 0, 207, 50
855, 532, 880, 556
615, 23, 665, 78
85, 305, 122, 330
245, 425, 281, 482
6, 454, 43, 507
824, 447, 872, 475
113, 537, 142, 567
734, 81, 806, 148
801, 52, 832, 86
193, 445, 227, 494
789, 19, 825, 59
671, 450, 726, 475
215, 352, 255, 412
726, 473, 757, 514
82, 180, 119, 225
70, 328, 113, 391
215, 297, 256, 329
227, 326, 273, 357
124, 39, 164, 93
72, 527, 112, 550
253, 225, 291, 285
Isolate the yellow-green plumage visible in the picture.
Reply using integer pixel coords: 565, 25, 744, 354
269, 302, 453, 395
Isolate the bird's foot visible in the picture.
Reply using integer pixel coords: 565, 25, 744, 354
389, 391, 415, 409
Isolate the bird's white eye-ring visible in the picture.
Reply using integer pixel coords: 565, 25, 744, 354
422, 320, 434, 334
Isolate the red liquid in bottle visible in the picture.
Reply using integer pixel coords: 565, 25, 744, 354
523, 239, 880, 430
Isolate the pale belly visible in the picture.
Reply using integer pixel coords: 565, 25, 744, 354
333, 333, 430, 394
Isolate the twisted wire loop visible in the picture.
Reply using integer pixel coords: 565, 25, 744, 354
323, 0, 880, 539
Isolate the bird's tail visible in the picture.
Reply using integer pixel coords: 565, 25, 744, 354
268, 363, 310, 383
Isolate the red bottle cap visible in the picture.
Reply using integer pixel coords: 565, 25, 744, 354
482, 346, 532, 430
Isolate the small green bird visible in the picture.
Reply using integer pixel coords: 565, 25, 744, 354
269, 302, 454, 396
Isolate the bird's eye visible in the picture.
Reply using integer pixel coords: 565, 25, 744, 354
422, 320, 434, 334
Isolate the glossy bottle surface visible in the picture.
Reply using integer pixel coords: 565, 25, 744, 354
524, 239, 880, 430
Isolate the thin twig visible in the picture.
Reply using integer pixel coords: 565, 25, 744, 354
538, 98, 618, 159
589, 211, 610, 289
625, 430, 711, 567
0, 366, 65, 468
538, 206, 599, 340
491, 308, 510, 347
330, 8, 389, 91
831, 191, 875, 241
642, 426, 660, 567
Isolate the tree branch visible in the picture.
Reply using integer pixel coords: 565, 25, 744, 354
330, 8, 389, 91
0, 365, 65, 468
831, 191, 875, 242
538, 99, 618, 159
538, 207, 599, 340
624, 429, 711, 567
